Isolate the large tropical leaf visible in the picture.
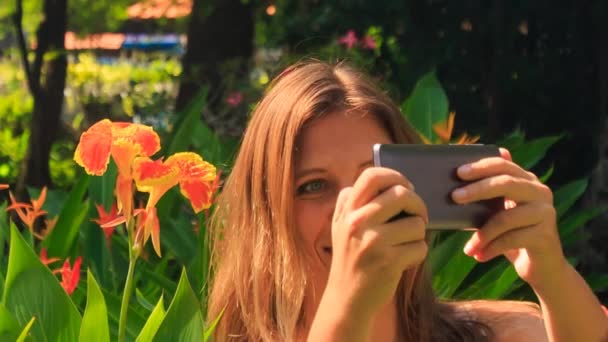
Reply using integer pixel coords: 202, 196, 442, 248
401, 71, 449, 142
79, 270, 111, 342
508, 135, 562, 169
42, 174, 90, 257
3, 224, 82, 341
136, 295, 166, 342
0, 304, 20, 341
153, 269, 204, 341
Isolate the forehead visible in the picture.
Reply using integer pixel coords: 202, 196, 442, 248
295, 112, 392, 168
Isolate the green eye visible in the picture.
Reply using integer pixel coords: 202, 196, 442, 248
297, 180, 326, 195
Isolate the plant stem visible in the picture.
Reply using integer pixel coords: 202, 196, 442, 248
118, 218, 137, 342
118, 252, 136, 342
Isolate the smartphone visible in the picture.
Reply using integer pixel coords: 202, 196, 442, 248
373, 144, 504, 230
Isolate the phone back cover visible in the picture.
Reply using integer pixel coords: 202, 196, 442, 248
373, 144, 504, 229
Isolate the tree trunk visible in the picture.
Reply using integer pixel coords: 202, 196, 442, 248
17, 0, 68, 190
175, 0, 253, 135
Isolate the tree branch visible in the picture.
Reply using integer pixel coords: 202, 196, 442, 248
11, 0, 39, 96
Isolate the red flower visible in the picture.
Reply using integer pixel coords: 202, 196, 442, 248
58, 257, 82, 295
92, 203, 125, 245
361, 35, 377, 50
40, 248, 60, 266
338, 30, 358, 49
226, 91, 243, 107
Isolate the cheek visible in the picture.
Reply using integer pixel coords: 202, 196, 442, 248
294, 198, 334, 250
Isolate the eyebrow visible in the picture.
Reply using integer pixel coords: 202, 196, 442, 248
295, 159, 373, 179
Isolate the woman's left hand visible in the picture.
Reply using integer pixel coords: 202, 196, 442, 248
452, 147, 568, 290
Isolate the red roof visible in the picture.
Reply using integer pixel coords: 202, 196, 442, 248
127, 0, 192, 19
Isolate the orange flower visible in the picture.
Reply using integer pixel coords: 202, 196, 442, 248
92, 203, 125, 246
132, 152, 217, 256
429, 112, 480, 145
7, 187, 48, 238
74, 119, 161, 220
0, 184, 9, 190
433, 112, 456, 143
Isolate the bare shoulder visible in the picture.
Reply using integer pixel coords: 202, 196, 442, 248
454, 300, 548, 342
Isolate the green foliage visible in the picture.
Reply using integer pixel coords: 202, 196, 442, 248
42, 175, 90, 257
80, 270, 111, 342
153, 269, 204, 341
136, 295, 165, 341
401, 71, 449, 142
0, 304, 20, 341
3, 225, 82, 341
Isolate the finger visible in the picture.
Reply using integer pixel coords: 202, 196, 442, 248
457, 157, 536, 182
333, 186, 352, 224
452, 174, 553, 204
392, 240, 428, 269
472, 225, 538, 262
499, 147, 512, 161
354, 184, 428, 225
347, 167, 413, 211
359, 215, 427, 248
464, 202, 546, 256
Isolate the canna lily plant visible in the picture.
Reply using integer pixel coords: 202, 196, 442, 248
73, 119, 218, 341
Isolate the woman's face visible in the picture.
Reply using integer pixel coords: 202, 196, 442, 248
293, 112, 392, 289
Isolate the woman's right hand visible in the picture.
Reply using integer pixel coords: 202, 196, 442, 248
323, 167, 429, 320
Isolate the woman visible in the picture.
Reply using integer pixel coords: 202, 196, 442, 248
207, 61, 608, 341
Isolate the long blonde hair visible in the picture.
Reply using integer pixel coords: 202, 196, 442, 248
207, 61, 492, 341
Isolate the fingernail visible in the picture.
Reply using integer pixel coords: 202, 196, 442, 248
458, 164, 472, 176
452, 188, 467, 200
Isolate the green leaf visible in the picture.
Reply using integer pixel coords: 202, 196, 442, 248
204, 307, 225, 342
429, 231, 469, 276
0, 304, 20, 341
165, 88, 209, 156
509, 135, 562, 169
153, 269, 204, 341
157, 213, 197, 264
43, 174, 91, 257
136, 295, 166, 342
0, 202, 8, 273
497, 129, 525, 150
3, 225, 82, 341
539, 165, 554, 183
484, 263, 521, 299
82, 162, 117, 290
401, 71, 449, 142
79, 270, 111, 342
553, 178, 588, 218
16, 316, 36, 342
585, 273, 608, 292
559, 206, 606, 243
187, 214, 211, 298
430, 231, 476, 298
136, 288, 156, 312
